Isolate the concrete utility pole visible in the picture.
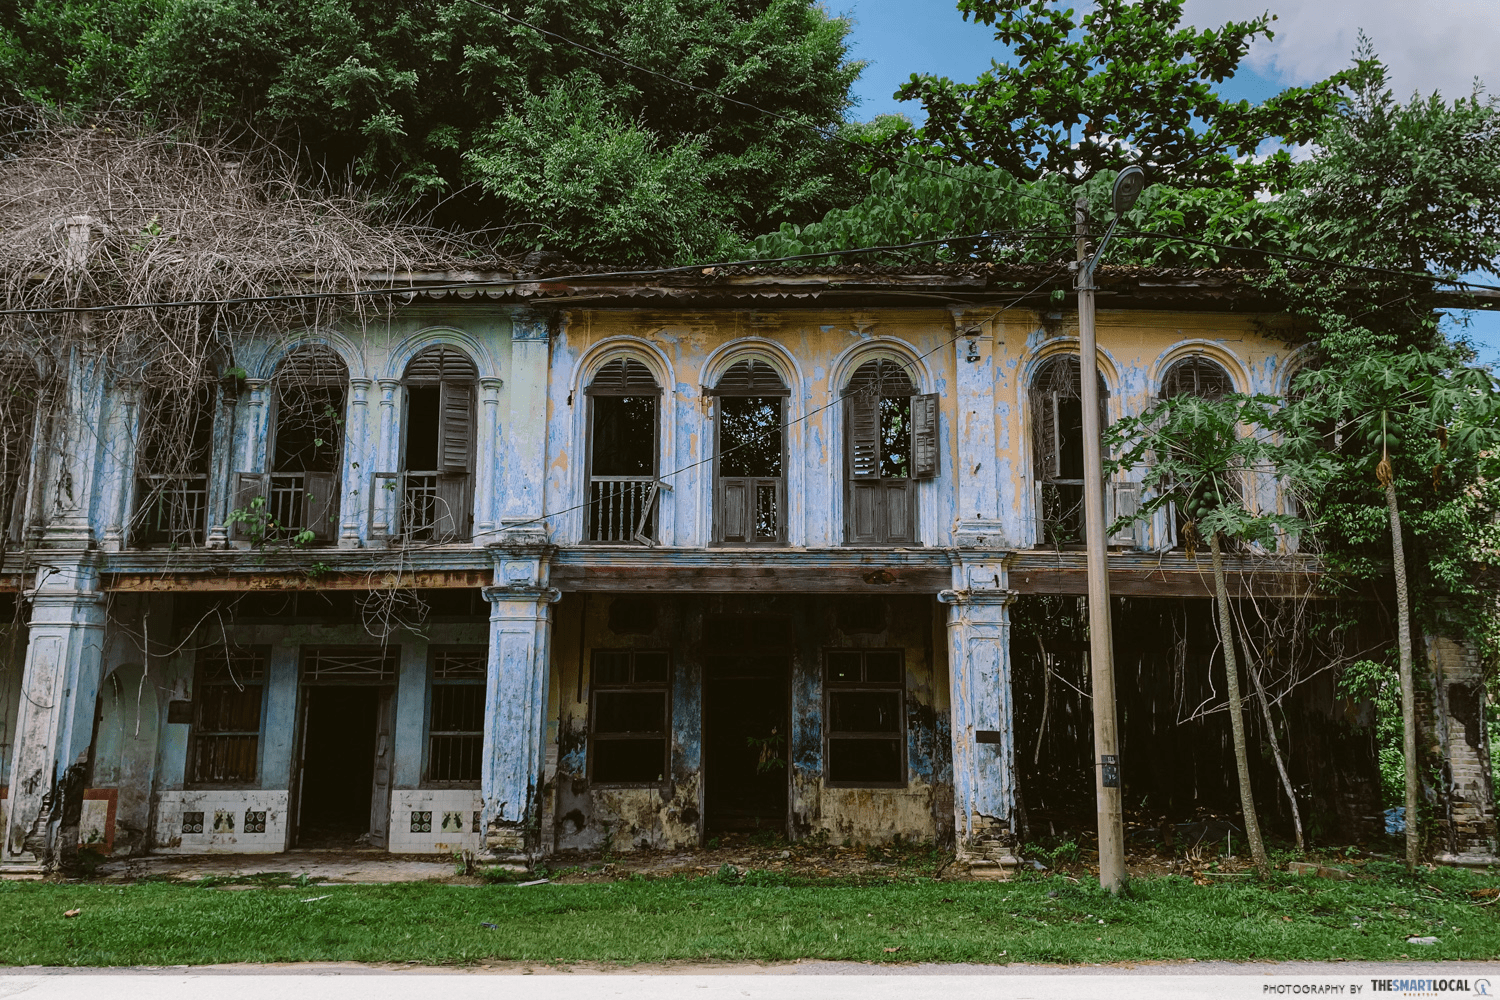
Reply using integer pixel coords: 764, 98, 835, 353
1074, 165, 1144, 893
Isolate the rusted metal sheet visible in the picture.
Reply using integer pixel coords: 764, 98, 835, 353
103, 569, 491, 592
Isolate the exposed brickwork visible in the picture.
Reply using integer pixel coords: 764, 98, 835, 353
1423, 636, 1497, 864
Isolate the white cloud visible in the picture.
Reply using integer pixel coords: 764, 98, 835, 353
1182, 0, 1500, 99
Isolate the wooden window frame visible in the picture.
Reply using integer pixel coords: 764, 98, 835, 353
185, 646, 269, 789
823, 648, 907, 789
710, 372, 789, 546
587, 649, 671, 787
584, 358, 662, 544
396, 347, 477, 543
843, 360, 936, 545
423, 646, 487, 789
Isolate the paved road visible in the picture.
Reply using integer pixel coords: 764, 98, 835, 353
1, 960, 1496, 1000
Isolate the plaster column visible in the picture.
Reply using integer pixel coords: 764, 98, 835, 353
501, 311, 551, 533
241, 379, 269, 473
341, 378, 371, 548
476, 376, 504, 538
371, 378, 401, 543
205, 377, 241, 549
480, 542, 559, 856
948, 308, 1006, 547
940, 556, 1018, 875
3, 569, 106, 869
41, 347, 107, 548
98, 380, 139, 552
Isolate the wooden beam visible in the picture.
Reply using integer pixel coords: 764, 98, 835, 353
103, 569, 491, 592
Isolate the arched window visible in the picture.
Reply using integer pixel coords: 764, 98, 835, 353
1159, 354, 1238, 549
1160, 355, 1234, 400
134, 368, 216, 546
233, 346, 348, 544
843, 359, 937, 544
1031, 355, 1107, 547
0, 356, 40, 542
586, 357, 660, 543
711, 358, 787, 544
400, 345, 477, 542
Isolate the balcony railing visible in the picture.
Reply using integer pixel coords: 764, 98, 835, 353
368, 471, 471, 543
588, 476, 658, 542
135, 475, 208, 546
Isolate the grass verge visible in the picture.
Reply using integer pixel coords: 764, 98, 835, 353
3, 863, 1498, 967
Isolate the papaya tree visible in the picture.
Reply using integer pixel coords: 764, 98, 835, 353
1293, 350, 1500, 869
1107, 392, 1323, 873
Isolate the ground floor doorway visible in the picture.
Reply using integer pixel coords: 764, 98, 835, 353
703, 652, 789, 835
295, 686, 394, 848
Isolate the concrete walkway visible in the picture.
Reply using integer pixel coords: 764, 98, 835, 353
97, 850, 473, 884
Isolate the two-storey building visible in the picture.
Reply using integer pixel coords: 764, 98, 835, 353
0, 263, 1383, 869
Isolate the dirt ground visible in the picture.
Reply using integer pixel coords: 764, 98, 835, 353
78, 828, 1302, 886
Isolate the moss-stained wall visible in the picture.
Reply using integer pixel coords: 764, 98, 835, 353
548, 593, 951, 851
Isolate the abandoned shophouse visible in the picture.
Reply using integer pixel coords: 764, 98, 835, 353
1, 264, 1492, 869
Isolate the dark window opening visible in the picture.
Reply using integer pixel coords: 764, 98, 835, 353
587, 358, 661, 543
188, 647, 266, 785
845, 359, 936, 544
1159, 356, 1238, 550
589, 649, 670, 784
825, 649, 905, 786
0, 358, 40, 541
1032, 355, 1107, 548
135, 377, 215, 547
713, 359, 788, 545
397, 346, 476, 543
427, 648, 486, 785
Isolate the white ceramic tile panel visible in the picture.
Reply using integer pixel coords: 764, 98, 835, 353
388, 789, 484, 853
152, 790, 290, 853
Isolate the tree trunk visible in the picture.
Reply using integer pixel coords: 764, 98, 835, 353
1385, 476, 1421, 871
1248, 657, 1305, 853
1210, 530, 1270, 873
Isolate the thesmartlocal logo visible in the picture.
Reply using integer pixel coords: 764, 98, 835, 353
1368, 979, 1485, 995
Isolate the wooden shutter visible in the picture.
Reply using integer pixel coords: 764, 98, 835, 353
1038, 391, 1061, 480
439, 381, 472, 474
302, 471, 338, 541
232, 473, 267, 539
884, 481, 914, 543
911, 392, 938, 480
718, 479, 750, 543
1108, 482, 1140, 547
848, 481, 880, 542
847, 388, 879, 480
433, 474, 470, 542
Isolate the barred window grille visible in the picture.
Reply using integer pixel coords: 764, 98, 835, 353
428, 648, 485, 785
302, 646, 398, 682
188, 647, 267, 785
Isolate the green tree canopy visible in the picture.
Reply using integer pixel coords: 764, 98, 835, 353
1, 0, 874, 263
888, 0, 1349, 190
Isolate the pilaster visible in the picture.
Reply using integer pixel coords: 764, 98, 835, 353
370, 378, 401, 544
40, 347, 106, 549
1424, 635, 1498, 866
475, 376, 505, 539
501, 310, 551, 533
341, 378, 371, 548
480, 541, 559, 856
98, 379, 139, 552
948, 308, 1006, 547
3, 564, 106, 869
939, 553, 1018, 875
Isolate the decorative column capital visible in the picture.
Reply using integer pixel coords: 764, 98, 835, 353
479, 376, 504, 398
938, 587, 1017, 608
377, 378, 401, 398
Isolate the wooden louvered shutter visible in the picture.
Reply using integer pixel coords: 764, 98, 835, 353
302, 471, 337, 541
911, 392, 938, 480
433, 474, 470, 542
848, 388, 879, 480
439, 381, 472, 474
232, 473, 267, 539
1037, 391, 1061, 480
1098, 388, 1111, 465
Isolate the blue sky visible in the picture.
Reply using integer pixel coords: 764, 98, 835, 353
837, 0, 1500, 366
